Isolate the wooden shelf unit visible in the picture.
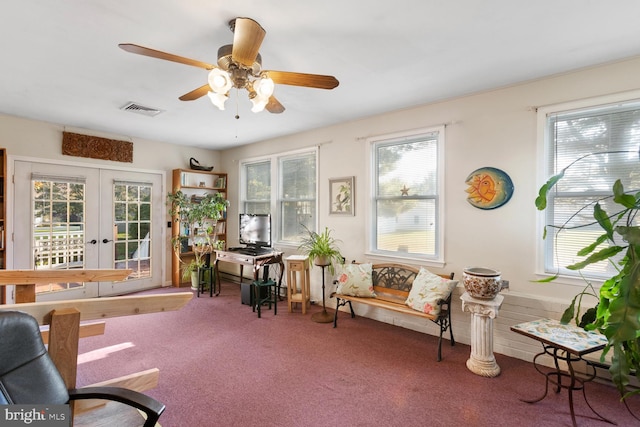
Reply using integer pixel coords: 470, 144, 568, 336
171, 169, 227, 287
0, 149, 6, 303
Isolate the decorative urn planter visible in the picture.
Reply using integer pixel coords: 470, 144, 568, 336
463, 267, 506, 300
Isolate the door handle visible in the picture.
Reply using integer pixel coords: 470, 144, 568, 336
102, 238, 113, 244
86, 239, 97, 245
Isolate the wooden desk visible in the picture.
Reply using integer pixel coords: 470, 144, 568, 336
214, 250, 284, 296
511, 318, 611, 426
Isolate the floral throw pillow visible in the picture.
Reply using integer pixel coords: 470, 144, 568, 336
335, 263, 375, 297
405, 267, 458, 316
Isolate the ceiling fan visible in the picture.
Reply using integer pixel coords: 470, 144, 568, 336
119, 17, 339, 114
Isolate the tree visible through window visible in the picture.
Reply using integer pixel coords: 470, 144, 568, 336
371, 129, 442, 259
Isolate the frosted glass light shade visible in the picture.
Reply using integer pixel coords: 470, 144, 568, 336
250, 95, 268, 113
207, 91, 228, 110
254, 77, 274, 98
207, 68, 232, 94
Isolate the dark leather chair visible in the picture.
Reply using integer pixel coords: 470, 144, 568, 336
0, 310, 165, 427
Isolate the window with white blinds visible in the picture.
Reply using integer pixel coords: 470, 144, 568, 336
242, 160, 271, 214
240, 149, 317, 245
279, 152, 316, 242
543, 100, 640, 278
370, 128, 443, 259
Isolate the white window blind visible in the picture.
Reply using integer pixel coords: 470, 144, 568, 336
372, 131, 441, 258
243, 160, 271, 214
279, 152, 316, 243
544, 100, 640, 278
240, 149, 317, 245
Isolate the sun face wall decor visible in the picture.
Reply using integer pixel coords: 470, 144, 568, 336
465, 167, 514, 210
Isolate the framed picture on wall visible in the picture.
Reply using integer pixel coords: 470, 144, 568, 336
329, 176, 355, 216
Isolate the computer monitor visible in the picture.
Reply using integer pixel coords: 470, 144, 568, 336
239, 213, 271, 248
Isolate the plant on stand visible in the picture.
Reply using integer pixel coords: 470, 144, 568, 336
168, 190, 229, 288
535, 150, 640, 400
298, 226, 345, 274
298, 226, 345, 323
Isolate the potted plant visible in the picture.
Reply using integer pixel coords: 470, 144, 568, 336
168, 189, 229, 288
297, 225, 344, 275
535, 150, 640, 400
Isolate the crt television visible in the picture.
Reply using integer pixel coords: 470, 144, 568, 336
239, 213, 271, 248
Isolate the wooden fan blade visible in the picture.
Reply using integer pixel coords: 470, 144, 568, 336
231, 18, 266, 67
266, 96, 285, 114
266, 71, 339, 89
179, 84, 211, 101
119, 43, 215, 70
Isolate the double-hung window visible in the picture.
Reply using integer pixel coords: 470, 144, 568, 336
370, 127, 444, 261
240, 149, 317, 245
243, 160, 271, 214
279, 152, 316, 242
540, 98, 640, 279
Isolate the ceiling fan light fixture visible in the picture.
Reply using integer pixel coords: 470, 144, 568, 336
250, 97, 268, 113
207, 68, 232, 94
119, 17, 339, 115
254, 76, 275, 98
207, 91, 228, 110
248, 91, 268, 113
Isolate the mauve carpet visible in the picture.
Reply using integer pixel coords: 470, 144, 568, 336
76, 282, 640, 427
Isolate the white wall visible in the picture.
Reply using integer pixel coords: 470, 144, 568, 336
2, 55, 639, 365
0, 114, 221, 286
219, 55, 640, 363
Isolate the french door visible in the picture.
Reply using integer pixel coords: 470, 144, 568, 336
13, 160, 164, 301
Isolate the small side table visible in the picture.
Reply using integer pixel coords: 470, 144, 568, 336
460, 292, 503, 377
511, 318, 612, 427
286, 255, 311, 314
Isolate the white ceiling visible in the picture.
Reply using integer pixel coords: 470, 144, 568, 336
2, 1, 640, 150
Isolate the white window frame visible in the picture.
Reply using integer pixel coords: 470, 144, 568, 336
240, 159, 272, 214
239, 147, 319, 248
366, 126, 445, 266
536, 90, 640, 284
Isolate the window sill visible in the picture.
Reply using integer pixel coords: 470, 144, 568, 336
363, 252, 445, 269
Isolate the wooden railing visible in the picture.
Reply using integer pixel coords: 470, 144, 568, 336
0, 269, 193, 419
0, 268, 133, 303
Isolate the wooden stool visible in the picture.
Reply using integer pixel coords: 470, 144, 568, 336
286, 255, 311, 314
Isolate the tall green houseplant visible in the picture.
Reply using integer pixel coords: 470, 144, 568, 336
167, 190, 229, 280
298, 226, 344, 275
536, 150, 640, 399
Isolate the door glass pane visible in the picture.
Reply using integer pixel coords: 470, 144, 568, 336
33, 179, 86, 294
114, 183, 152, 280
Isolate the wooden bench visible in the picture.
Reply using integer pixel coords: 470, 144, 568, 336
331, 263, 456, 361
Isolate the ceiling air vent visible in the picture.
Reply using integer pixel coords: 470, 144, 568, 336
120, 102, 163, 117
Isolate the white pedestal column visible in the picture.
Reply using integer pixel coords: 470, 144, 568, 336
460, 292, 504, 377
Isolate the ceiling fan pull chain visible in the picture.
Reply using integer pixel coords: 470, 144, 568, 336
235, 87, 240, 120
235, 88, 240, 139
